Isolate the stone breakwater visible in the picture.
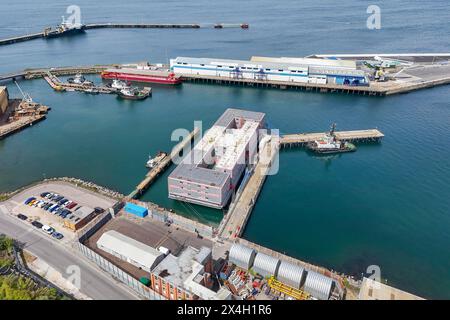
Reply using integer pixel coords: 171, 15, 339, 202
0, 177, 125, 201
46, 177, 125, 199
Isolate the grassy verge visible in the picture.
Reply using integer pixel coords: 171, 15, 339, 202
0, 235, 64, 300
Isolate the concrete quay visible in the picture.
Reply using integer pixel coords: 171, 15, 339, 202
281, 129, 384, 147
218, 137, 279, 240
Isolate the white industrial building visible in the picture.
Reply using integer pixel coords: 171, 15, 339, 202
170, 56, 368, 86
168, 108, 265, 209
96, 230, 165, 272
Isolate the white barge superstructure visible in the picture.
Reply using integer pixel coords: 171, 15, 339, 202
168, 108, 265, 209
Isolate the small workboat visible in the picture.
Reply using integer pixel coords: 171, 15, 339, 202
110, 79, 130, 90
68, 73, 93, 86
117, 86, 151, 100
307, 123, 357, 154
146, 151, 167, 168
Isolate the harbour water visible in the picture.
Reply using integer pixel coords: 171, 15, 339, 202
1, 0, 449, 299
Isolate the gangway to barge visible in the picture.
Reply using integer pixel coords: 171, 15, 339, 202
267, 276, 310, 300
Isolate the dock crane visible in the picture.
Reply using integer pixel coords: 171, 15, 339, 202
14, 80, 33, 103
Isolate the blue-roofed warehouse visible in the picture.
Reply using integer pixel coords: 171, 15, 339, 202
124, 202, 148, 218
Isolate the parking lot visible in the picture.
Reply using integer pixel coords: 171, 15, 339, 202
3, 181, 117, 243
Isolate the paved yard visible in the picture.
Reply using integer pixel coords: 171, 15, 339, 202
84, 211, 212, 280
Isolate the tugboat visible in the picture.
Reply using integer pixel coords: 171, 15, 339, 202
67, 73, 93, 86
44, 17, 86, 38
307, 123, 356, 154
117, 86, 151, 100
110, 79, 130, 90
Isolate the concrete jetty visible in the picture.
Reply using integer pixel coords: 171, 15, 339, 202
0, 65, 113, 83
0, 22, 248, 46
43, 72, 117, 94
219, 137, 279, 239
281, 129, 384, 147
0, 32, 44, 46
129, 127, 200, 199
84, 23, 201, 29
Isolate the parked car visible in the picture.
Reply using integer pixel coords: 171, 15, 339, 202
59, 199, 69, 206
67, 202, 77, 209
24, 197, 35, 205
94, 207, 105, 214
63, 200, 72, 207
42, 225, 55, 235
37, 201, 47, 208
28, 200, 37, 206
40, 192, 50, 198
45, 193, 54, 199
31, 221, 43, 229
49, 193, 59, 200
49, 204, 59, 213
17, 214, 28, 220
52, 232, 64, 240
43, 203, 53, 210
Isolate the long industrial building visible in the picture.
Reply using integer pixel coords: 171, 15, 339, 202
168, 108, 265, 209
170, 56, 369, 86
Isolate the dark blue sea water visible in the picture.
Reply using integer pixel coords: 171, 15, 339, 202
1, 1, 449, 299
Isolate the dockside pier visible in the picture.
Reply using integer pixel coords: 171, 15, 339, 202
281, 129, 384, 147
43, 72, 117, 94
219, 137, 279, 240
128, 127, 200, 199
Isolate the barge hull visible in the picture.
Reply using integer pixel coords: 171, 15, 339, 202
101, 72, 181, 85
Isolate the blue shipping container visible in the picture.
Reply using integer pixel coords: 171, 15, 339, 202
124, 202, 148, 218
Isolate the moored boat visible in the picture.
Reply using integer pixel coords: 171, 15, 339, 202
307, 123, 357, 154
146, 151, 167, 168
117, 86, 151, 100
44, 18, 86, 38
109, 79, 130, 90
101, 64, 181, 85
68, 73, 93, 86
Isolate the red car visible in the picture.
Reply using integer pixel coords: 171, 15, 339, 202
67, 202, 77, 209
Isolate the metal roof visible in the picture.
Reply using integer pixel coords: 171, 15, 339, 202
214, 108, 265, 127
170, 164, 230, 187
250, 56, 357, 69
229, 243, 256, 270
276, 261, 305, 289
303, 270, 334, 300
72, 206, 94, 219
172, 57, 366, 76
97, 230, 164, 271
252, 252, 280, 278
168, 108, 265, 188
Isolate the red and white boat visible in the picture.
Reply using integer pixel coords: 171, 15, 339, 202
101, 64, 182, 85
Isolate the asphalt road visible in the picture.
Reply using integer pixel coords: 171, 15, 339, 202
0, 211, 137, 300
